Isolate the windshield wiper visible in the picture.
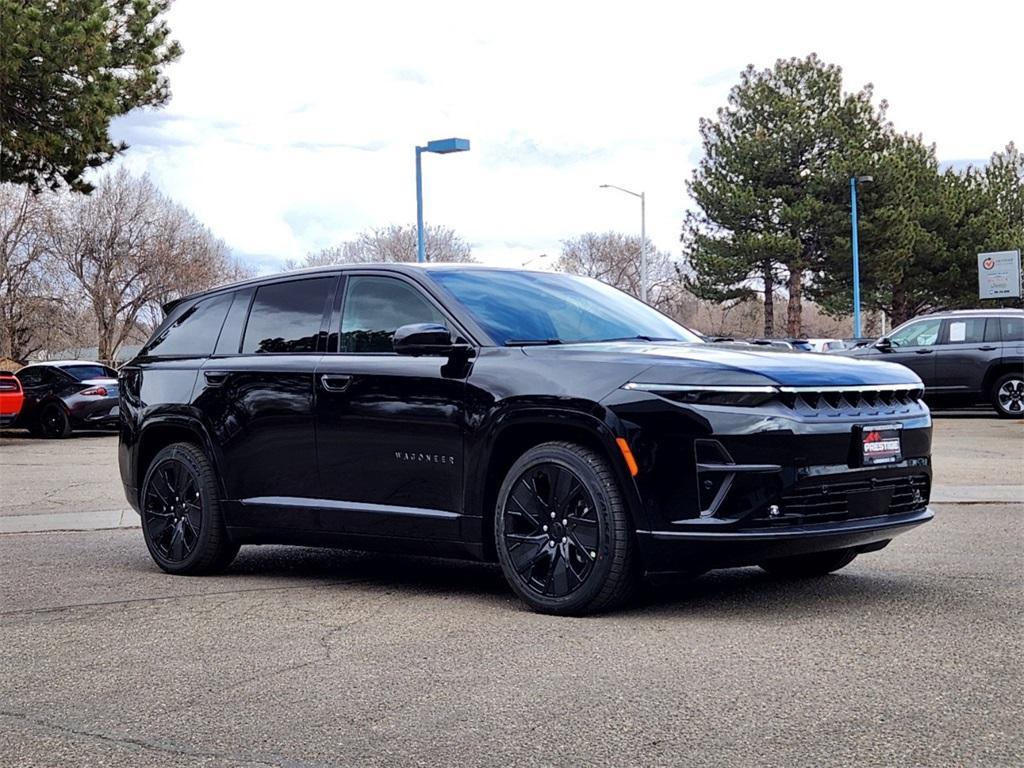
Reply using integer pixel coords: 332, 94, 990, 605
596, 335, 680, 343
504, 338, 563, 346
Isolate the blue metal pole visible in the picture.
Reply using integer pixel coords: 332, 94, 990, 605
415, 146, 425, 263
850, 176, 862, 338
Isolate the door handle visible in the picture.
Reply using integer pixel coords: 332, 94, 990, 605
914, 349, 933, 354
320, 374, 352, 392
203, 371, 228, 386
978, 346, 997, 351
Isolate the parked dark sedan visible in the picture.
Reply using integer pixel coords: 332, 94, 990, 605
15, 361, 120, 438
120, 265, 933, 615
842, 309, 1024, 417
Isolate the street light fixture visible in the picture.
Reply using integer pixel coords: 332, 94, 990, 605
600, 184, 647, 303
850, 175, 873, 337
416, 138, 471, 263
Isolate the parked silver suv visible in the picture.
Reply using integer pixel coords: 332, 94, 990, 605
843, 309, 1024, 418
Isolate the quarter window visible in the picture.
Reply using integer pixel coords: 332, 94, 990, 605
889, 319, 941, 348
1001, 317, 1024, 342
146, 293, 233, 357
242, 277, 335, 354
340, 276, 445, 353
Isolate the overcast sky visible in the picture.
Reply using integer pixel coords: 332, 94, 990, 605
107, 0, 1023, 272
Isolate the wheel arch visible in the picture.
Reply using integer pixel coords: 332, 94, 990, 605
136, 417, 225, 507
472, 410, 645, 561
984, 359, 1024, 395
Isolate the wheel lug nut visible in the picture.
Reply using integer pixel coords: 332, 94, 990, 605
561, 519, 567, 525
561, 536, 567, 543
548, 541, 555, 548
550, 512, 555, 519
542, 525, 548, 532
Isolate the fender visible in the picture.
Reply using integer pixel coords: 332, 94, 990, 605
134, 412, 228, 506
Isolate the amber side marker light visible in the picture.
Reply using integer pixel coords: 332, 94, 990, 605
615, 437, 639, 477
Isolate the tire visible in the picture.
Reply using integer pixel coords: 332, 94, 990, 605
759, 548, 858, 578
991, 372, 1024, 418
140, 442, 239, 575
38, 402, 72, 438
495, 441, 639, 615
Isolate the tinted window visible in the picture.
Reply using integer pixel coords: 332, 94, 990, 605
242, 277, 334, 354
889, 319, 941, 348
214, 288, 254, 355
943, 318, 985, 344
146, 293, 232, 357
61, 365, 116, 380
984, 318, 1001, 342
16, 368, 47, 387
340, 276, 445, 353
428, 269, 701, 345
1001, 317, 1024, 342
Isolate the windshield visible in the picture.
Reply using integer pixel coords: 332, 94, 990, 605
62, 364, 117, 380
428, 269, 701, 345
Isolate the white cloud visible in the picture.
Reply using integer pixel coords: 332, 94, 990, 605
106, 0, 1024, 272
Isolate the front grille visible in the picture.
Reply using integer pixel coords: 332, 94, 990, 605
779, 387, 924, 418
758, 473, 930, 526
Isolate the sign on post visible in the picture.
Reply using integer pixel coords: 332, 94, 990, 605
978, 250, 1021, 299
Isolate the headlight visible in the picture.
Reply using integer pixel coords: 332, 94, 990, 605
621, 382, 778, 407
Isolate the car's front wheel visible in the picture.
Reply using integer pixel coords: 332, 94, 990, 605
141, 442, 239, 575
38, 402, 72, 438
759, 548, 858, 578
495, 441, 638, 615
992, 373, 1024, 418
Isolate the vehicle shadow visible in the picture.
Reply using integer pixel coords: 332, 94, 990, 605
165, 544, 927, 617
0, 428, 116, 440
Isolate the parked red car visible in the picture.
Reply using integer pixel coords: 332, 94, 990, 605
0, 370, 24, 426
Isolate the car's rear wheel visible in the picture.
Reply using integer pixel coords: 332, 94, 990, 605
759, 548, 858, 578
992, 373, 1024, 418
141, 442, 239, 575
38, 402, 72, 439
495, 441, 638, 615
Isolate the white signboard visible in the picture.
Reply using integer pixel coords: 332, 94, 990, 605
978, 250, 1021, 299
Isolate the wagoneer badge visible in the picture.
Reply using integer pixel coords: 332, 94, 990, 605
394, 451, 456, 465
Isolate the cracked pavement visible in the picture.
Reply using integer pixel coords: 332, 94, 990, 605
0, 416, 1021, 767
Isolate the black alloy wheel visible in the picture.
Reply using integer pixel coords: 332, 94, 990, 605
496, 441, 638, 615
141, 442, 239, 574
39, 402, 72, 438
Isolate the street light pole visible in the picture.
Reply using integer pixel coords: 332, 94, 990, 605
414, 138, 471, 263
850, 175, 873, 337
600, 184, 648, 303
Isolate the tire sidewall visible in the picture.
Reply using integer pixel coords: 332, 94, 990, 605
39, 402, 71, 438
495, 444, 624, 614
141, 443, 221, 574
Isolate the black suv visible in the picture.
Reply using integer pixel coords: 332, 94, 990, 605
843, 309, 1024, 417
120, 265, 933, 614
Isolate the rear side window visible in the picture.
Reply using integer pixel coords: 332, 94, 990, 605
1002, 317, 1024, 342
944, 318, 985, 344
242, 277, 335, 354
339, 276, 445, 353
16, 368, 52, 387
214, 288, 254, 355
146, 293, 232, 357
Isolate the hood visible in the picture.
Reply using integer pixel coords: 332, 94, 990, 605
522, 342, 921, 388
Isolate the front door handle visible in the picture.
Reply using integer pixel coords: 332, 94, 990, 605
978, 346, 997, 351
320, 374, 352, 392
203, 371, 228, 386
915, 349, 934, 354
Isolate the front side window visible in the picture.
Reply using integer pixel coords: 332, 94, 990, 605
943, 318, 985, 345
427, 269, 700, 345
339, 276, 445, 353
242, 277, 334, 354
889, 319, 941, 348
146, 293, 232, 357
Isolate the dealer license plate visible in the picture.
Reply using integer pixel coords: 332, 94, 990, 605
861, 423, 902, 466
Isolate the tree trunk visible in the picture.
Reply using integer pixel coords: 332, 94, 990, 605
786, 267, 803, 337
762, 261, 774, 337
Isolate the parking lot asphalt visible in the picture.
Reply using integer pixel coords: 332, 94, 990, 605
0, 413, 1021, 767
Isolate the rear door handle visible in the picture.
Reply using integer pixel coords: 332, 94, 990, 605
203, 371, 228, 386
978, 346, 997, 351
915, 349, 933, 354
320, 374, 352, 392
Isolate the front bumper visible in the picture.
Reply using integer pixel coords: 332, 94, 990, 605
637, 506, 933, 575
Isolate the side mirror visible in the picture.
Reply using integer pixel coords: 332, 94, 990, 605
394, 323, 463, 356
876, 337, 892, 351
